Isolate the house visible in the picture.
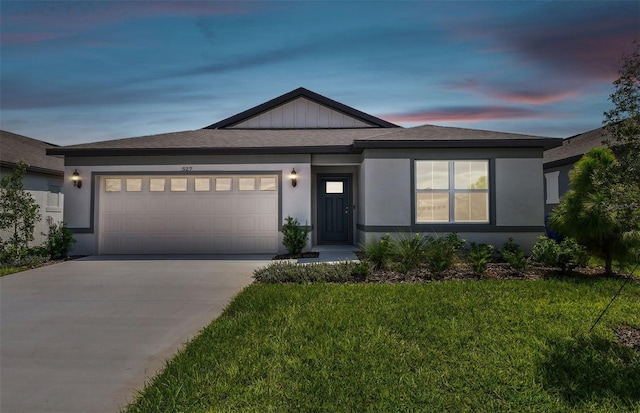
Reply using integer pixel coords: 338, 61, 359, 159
542, 127, 612, 217
1, 130, 65, 246
47, 87, 560, 255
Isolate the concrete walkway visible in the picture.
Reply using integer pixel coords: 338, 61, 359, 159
0, 256, 270, 413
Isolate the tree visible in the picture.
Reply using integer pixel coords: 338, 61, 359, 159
601, 41, 640, 268
0, 161, 42, 257
549, 148, 630, 275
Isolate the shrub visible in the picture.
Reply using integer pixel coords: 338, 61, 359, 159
47, 222, 76, 259
424, 233, 465, 274
532, 236, 560, 267
394, 233, 427, 273
253, 261, 359, 283
352, 260, 372, 280
281, 216, 310, 256
468, 242, 494, 274
532, 235, 588, 273
499, 238, 528, 270
360, 234, 394, 270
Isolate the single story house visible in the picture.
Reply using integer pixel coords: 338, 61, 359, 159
48, 87, 560, 255
1, 130, 65, 246
542, 126, 612, 217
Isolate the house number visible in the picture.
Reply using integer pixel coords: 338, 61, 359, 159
182, 166, 193, 171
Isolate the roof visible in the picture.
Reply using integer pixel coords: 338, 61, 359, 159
1, 130, 64, 176
205, 87, 400, 129
47, 88, 561, 157
543, 127, 612, 167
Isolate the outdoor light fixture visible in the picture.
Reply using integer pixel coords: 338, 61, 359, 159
71, 169, 82, 189
290, 168, 297, 188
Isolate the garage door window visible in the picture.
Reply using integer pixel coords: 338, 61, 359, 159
170, 178, 188, 192
215, 178, 232, 191
195, 178, 210, 192
105, 179, 121, 192
126, 179, 142, 192
150, 178, 165, 192
239, 178, 256, 191
260, 177, 277, 191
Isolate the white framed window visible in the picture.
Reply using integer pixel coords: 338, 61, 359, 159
149, 178, 166, 192
545, 171, 560, 204
105, 178, 121, 192
126, 178, 142, 192
259, 177, 277, 191
170, 178, 188, 192
47, 185, 62, 207
215, 178, 232, 191
238, 177, 256, 191
415, 160, 489, 223
194, 178, 211, 192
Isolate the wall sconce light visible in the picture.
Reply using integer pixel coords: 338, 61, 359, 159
289, 168, 297, 188
71, 169, 82, 189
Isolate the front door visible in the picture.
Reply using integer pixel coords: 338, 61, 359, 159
317, 175, 352, 244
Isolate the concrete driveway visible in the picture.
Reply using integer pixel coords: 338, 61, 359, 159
0, 255, 270, 413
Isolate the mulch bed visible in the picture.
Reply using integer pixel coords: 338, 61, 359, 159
272, 252, 320, 260
614, 325, 640, 351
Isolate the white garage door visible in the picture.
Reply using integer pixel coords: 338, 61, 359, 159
99, 175, 279, 254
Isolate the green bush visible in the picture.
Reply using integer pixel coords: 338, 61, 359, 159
360, 234, 394, 270
394, 233, 427, 273
253, 261, 359, 283
424, 233, 465, 274
468, 242, 494, 274
47, 222, 76, 259
281, 216, 310, 256
352, 260, 372, 280
532, 235, 588, 273
532, 236, 560, 267
500, 238, 528, 270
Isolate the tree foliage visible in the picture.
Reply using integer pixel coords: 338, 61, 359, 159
0, 161, 42, 256
549, 148, 635, 274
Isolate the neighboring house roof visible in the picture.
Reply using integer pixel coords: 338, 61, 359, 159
47, 88, 561, 157
543, 127, 612, 168
1, 130, 64, 176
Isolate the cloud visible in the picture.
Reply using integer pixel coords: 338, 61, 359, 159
1, 1, 263, 45
448, 78, 581, 105
384, 106, 561, 124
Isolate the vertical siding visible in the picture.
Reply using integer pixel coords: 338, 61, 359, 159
231, 97, 373, 128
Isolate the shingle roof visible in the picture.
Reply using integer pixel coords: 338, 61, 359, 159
543, 127, 612, 166
1, 130, 64, 175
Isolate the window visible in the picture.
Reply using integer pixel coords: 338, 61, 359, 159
47, 185, 62, 208
325, 181, 344, 194
215, 178, 232, 191
149, 178, 165, 192
545, 171, 560, 204
170, 178, 187, 192
105, 178, 121, 192
239, 177, 256, 191
415, 160, 489, 223
126, 179, 142, 192
194, 178, 210, 192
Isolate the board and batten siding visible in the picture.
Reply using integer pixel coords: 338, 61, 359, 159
231, 97, 374, 129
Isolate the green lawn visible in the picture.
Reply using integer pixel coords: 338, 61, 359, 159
125, 278, 640, 412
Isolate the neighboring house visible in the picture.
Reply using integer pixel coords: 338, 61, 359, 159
48, 87, 560, 255
542, 127, 612, 217
1, 130, 65, 246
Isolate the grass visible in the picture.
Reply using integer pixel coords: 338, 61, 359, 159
0, 267, 26, 276
125, 278, 640, 412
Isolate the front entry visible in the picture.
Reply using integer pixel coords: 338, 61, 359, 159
317, 175, 352, 244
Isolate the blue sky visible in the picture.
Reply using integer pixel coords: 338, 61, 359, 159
1, 1, 638, 146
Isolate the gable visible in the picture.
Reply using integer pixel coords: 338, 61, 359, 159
205, 87, 400, 130
230, 97, 375, 129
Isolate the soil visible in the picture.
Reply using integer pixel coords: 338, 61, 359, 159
272, 252, 320, 260
614, 325, 640, 351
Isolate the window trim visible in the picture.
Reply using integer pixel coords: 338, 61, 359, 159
413, 159, 493, 225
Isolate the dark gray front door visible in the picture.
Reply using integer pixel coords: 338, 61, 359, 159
317, 175, 352, 244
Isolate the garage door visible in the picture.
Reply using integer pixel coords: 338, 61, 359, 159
99, 175, 279, 254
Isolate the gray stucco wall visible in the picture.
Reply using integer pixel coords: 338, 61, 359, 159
495, 158, 544, 227
360, 158, 411, 226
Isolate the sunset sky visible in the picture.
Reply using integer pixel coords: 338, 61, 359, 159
1, 1, 638, 145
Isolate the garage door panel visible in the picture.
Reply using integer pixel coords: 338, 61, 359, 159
100, 175, 279, 254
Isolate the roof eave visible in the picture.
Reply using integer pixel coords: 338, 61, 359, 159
0, 161, 64, 177
353, 139, 562, 150
47, 145, 357, 157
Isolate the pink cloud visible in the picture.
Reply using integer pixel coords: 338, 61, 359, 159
384, 106, 561, 124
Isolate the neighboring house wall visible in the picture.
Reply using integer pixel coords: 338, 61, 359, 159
543, 164, 572, 217
0, 167, 64, 247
